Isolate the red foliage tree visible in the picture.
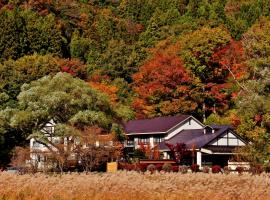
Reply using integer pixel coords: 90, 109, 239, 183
210, 40, 248, 99
200, 40, 248, 114
165, 142, 190, 164
132, 53, 195, 118
57, 58, 88, 80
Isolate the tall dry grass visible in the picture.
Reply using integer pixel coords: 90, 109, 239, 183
0, 171, 269, 200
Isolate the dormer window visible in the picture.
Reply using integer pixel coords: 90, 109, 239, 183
204, 125, 214, 134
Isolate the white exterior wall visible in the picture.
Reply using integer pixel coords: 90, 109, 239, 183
165, 118, 204, 139
149, 137, 154, 148
196, 151, 202, 168
134, 138, 139, 148
209, 130, 246, 146
30, 138, 48, 152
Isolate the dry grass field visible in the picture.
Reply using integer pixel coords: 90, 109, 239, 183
0, 171, 270, 200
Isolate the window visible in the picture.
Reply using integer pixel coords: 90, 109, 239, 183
154, 137, 164, 143
138, 138, 150, 144
33, 141, 43, 148
127, 140, 134, 146
43, 126, 53, 134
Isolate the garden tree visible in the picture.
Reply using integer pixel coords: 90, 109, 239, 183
234, 132, 270, 169
0, 108, 27, 168
137, 142, 151, 159
76, 126, 122, 172
165, 142, 190, 164
152, 145, 160, 160
0, 9, 64, 61
132, 53, 196, 118
2, 72, 130, 171
0, 54, 60, 109
11, 146, 41, 173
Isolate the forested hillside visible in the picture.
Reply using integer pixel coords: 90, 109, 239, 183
0, 0, 270, 167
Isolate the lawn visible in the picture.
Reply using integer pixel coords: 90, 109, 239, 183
0, 171, 269, 200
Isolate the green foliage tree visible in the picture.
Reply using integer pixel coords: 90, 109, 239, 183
0, 9, 64, 61
89, 39, 139, 82
224, 0, 270, 39
0, 54, 60, 109
1, 72, 130, 170
180, 26, 231, 79
235, 17, 270, 139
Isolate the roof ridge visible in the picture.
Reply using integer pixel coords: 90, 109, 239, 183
124, 115, 192, 134
165, 128, 203, 141
126, 114, 191, 123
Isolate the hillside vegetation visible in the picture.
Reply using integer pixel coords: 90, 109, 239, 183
0, 0, 270, 167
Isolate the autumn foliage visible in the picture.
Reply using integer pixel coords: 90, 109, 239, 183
132, 53, 194, 118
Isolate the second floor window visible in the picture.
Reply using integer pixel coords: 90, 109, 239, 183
127, 140, 134, 145
154, 137, 164, 143
138, 138, 150, 144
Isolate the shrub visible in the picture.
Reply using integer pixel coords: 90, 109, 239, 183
223, 166, 231, 175
236, 166, 245, 175
155, 164, 163, 171
162, 163, 172, 172
191, 164, 199, 173
147, 164, 156, 174
179, 165, 188, 174
172, 166, 179, 172
202, 166, 210, 173
249, 165, 263, 175
263, 163, 270, 173
127, 164, 136, 171
137, 163, 148, 172
122, 163, 136, 171
212, 165, 221, 174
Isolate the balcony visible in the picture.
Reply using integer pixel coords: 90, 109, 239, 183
125, 140, 135, 147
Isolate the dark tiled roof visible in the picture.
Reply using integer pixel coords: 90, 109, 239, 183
158, 125, 233, 150
124, 115, 190, 134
